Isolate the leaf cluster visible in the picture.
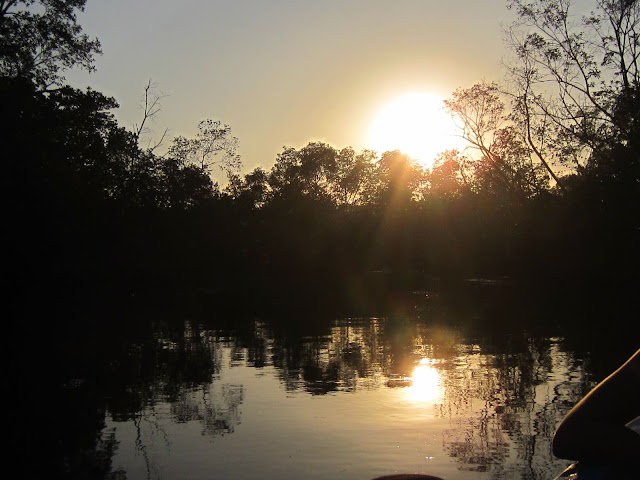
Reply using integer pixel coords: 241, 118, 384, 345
0, 0, 101, 89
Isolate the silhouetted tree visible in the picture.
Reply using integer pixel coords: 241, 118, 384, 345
132, 78, 168, 152
366, 150, 426, 209
505, 0, 640, 179
499, 0, 640, 293
267, 142, 338, 202
0, 0, 101, 90
429, 150, 470, 198
445, 82, 548, 207
168, 119, 241, 178
226, 167, 270, 210
331, 147, 377, 206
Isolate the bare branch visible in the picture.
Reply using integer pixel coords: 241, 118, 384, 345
132, 79, 169, 152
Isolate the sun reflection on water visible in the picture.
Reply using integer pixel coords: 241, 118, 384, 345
407, 358, 442, 402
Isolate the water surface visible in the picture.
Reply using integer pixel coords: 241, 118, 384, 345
94, 314, 597, 480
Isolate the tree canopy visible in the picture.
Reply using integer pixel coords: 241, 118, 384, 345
0, 0, 101, 89
3, 0, 638, 299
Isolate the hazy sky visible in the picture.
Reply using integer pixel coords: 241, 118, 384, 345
68, 0, 516, 179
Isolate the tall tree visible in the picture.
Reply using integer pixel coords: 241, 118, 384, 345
226, 167, 270, 210
168, 119, 241, 178
365, 150, 426, 209
445, 82, 548, 204
267, 142, 338, 202
0, 0, 101, 89
330, 147, 377, 206
429, 150, 470, 198
505, 0, 640, 177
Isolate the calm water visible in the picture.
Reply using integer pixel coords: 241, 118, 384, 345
25, 284, 636, 480
78, 306, 605, 480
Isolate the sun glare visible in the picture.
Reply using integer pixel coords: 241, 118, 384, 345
407, 359, 442, 402
369, 93, 464, 168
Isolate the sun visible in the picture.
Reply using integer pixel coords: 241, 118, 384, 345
368, 92, 464, 168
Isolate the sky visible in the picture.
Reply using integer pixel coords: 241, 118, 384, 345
68, 0, 516, 181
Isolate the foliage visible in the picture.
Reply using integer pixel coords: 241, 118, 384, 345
168, 119, 241, 177
267, 142, 339, 202
4, 0, 638, 302
369, 150, 427, 207
505, 0, 640, 176
445, 82, 548, 204
234, 143, 427, 212
332, 147, 377, 206
0, 0, 101, 89
429, 150, 470, 198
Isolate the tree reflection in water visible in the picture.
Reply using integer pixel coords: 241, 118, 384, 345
79, 311, 598, 480
100, 319, 247, 479
269, 318, 390, 394
434, 339, 589, 479
229, 318, 588, 479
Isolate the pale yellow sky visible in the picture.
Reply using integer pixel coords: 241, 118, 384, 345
68, 0, 518, 181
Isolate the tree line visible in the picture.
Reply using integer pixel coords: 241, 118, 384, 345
3, 0, 639, 313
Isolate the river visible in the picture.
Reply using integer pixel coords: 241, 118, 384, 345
15, 284, 635, 479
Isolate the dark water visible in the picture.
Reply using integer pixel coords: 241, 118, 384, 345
13, 285, 637, 479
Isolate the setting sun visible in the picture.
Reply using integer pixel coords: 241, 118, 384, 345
369, 93, 464, 169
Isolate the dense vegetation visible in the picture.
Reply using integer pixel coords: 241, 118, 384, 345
3, 2, 638, 478
3, 0, 638, 312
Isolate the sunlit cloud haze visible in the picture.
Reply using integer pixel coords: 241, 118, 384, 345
68, 0, 514, 180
